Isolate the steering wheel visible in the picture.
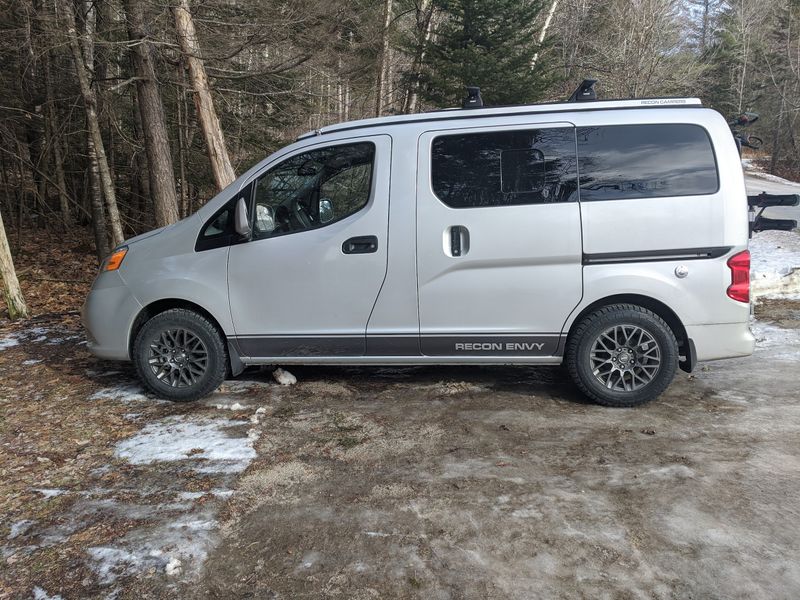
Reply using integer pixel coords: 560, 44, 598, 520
293, 200, 313, 229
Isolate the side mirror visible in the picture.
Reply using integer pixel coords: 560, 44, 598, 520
319, 198, 335, 223
255, 204, 276, 234
234, 197, 251, 237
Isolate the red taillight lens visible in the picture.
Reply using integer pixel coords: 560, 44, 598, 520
727, 249, 750, 303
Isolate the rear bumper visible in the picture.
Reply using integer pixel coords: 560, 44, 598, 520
81, 271, 142, 361
686, 321, 755, 362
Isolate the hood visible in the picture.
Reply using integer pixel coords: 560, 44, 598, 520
122, 225, 170, 247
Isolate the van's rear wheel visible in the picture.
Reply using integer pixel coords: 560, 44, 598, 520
133, 308, 227, 401
566, 304, 678, 407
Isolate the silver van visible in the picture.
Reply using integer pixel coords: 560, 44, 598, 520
82, 89, 755, 407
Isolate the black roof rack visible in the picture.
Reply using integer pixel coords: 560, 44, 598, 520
568, 79, 598, 102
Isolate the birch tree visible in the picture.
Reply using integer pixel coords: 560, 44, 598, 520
58, 0, 125, 247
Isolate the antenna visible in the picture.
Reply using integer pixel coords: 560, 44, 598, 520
568, 79, 598, 102
462, 86, 483, 109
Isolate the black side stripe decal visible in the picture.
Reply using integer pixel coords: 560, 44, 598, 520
583, 246, 731, 266
232, 334, 565, 358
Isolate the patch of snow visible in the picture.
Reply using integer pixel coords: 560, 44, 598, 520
22, 359, 43, 365
177, 491, 206, 501
0, 333, 20, 350
214, 402, 247, 410
749, 231, 800, 300
33, 488, 65, 499
89, 385, 152, 403
32, 587, 63, 600
87, 547, 147, 585
510, 508, 543, 519
0, 326, 60, 351
165, 556, 182, 577
744, 162, 800, 188
114, 416, 257, 474
273, 367, 297, 386
8, 520, 35, 540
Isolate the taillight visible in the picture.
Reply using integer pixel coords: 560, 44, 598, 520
727, 249, 750, 303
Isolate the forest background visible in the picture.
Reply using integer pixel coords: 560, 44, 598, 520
0, 0, 796, 318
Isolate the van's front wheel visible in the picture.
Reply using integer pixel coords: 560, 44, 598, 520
566, 304, 678, 407
133, 308, 227, 401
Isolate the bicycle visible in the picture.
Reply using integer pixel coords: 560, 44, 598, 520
729, 112, 763, 154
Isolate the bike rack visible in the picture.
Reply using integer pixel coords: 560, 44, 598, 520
747, 192, 799, 236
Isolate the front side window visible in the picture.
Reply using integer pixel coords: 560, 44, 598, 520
431, 128, 578, 208
577, 124, 719, 201
196, 183, 253, 252
252, 142, 375, 239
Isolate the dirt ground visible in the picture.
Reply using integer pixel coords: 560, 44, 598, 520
1, 296, 799, 599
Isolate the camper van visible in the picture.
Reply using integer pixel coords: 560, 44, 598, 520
82, 86, 755, 407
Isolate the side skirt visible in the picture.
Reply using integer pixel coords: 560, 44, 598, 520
231, 333, 566, 365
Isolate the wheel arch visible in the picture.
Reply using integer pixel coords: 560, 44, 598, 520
564, 294, 694, 373
129, 298, 245, 376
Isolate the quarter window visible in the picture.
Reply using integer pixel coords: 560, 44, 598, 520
577, 124, 718, 201
252, 142, 375, 239
431, 128, 578, 208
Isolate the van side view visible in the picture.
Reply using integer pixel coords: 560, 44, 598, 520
82, 87, 756, 407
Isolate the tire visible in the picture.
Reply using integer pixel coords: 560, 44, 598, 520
565, 304, 678, 407
133, 308, 227, 402
746, 135, 763, 150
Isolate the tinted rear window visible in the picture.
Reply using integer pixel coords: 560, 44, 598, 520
577, 124, 718, 201
431, 128, 578, 208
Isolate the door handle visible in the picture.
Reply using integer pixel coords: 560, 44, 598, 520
342, 235, 378, 254
449, 226, 469, 257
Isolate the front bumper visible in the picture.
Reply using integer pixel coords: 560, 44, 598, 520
81, 271, 142, 361
686, 321, 755, 362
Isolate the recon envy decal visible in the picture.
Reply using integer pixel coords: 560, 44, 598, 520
455, 342, 545, 351
423, 335, 560, 356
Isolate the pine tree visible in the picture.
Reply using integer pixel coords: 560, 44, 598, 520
418, 0, 554, 108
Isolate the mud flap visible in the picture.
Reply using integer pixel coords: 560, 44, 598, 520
679, 338, 697, 373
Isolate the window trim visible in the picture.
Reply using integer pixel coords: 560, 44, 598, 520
248, 140, 377, 242
575, 122, 720, 202
195, 182, 254, 252
427, 123, 579, 210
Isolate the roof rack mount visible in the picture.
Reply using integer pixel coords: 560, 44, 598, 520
568, 79, 598, 102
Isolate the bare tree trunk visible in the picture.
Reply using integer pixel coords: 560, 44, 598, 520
44, 51, 72, 228
58, 0, 124, 246
88, 138, 110, 262
123, 0, 180, 227
375, 0, 393, 117
0, 209, 27, 320
531, 0, 560, 69
173, 0, 235, 191
403, 0, 434, 114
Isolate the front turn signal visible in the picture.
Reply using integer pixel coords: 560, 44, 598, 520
103, 247, 128, 271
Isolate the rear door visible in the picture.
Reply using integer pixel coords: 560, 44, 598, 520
228, 135, 391, 357
415, 124, 583, 357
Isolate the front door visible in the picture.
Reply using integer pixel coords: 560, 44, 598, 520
416, 124, 583, 357
228, 135, 391, 357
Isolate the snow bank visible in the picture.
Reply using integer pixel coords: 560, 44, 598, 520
742, 159, 800, 188
750, 230, 800, 300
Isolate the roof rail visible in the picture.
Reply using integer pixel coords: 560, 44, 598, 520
297, 95, 704, 140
